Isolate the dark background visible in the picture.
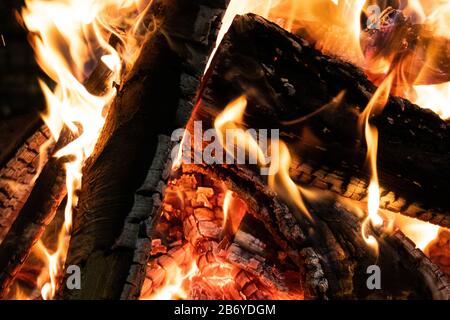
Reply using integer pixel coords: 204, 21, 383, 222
0, 0, 43, 118
0, 0, 44, 166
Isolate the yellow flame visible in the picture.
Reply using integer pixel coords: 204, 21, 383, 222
21, 0, 153, 299
360, 73, 395, 252
214, 96, 269, 167
268, 141, 313, 221
143, 262, 198, 300
214, 96, 312, 221
386, 213, 441, 251
413, 82, 450, 119
222, 190, 233, 229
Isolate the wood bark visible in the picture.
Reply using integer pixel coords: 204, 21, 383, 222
195, 13, 450, 229
59, 0, 229, 300
0, 125, 52, 242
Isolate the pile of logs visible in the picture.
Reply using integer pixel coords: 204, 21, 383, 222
140, 173, 302, 300
0, 0, 449, 300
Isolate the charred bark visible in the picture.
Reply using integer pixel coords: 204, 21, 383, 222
0, 125, 52, 242
195, 13, 450, 228
0, 128, 74, 295
59, 0, 229, 300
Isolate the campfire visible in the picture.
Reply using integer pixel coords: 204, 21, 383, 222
0, 0, 449, 300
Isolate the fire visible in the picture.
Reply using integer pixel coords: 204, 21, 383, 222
222, 190, 233, 229
214, 96, 312, 220
20, 0, 153, 299
267, 141, 312, 221
388, 213, 441, 251
214, 96, 271, 169
144, 262, 198, 300
413, 82, 450, 119
17, 0, 447, 300
359, 73, 395, 252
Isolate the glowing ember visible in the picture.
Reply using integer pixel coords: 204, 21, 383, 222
140, 173, 302, 300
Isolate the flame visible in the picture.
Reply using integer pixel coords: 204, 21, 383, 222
222, 190, 233, 229
33, 226, 69, 300
359, 1, 450, 119
144, 262, 198, 300
413, 82, 450, 119
214, 96, 270, 168
19, 0, 448, 300
388, 213, 441, 251
21, 0, 153, 299
214, 96, 312, 221
267, 141, 313, 221
212, 1, 366, 67
360, 73, 395, 252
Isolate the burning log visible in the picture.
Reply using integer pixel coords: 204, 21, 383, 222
196, 13, 450, 229
58, 0, 229, 300
0, 125, 53, 242
0, 59, 113, 297
179, 164, 449, 299
2, 2, 449, 300
131, 13, 450, 300
0, 128, 74, 295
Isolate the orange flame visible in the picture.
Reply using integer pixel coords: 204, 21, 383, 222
387, 212, 441, 251
214, 96, 312, 221
222, 190, 233, 229
267, 141, 313, 221
21, 0, 153, 299
143, 262, 198, 300
360, 73, 395, 253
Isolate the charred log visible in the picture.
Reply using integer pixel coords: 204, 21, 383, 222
59, 0, 229, 300
195, 13, 450, 228
179, 164, 450, 299
0, 128, 74, 295
0, 125, 52, 242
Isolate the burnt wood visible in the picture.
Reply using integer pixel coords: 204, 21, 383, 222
195, 13, 450, 229
0, 125, 52, 242
59, 0, 229, 300
179, 163, 449, 299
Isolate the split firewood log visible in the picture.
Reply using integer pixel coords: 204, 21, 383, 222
58, 0, 230, 300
